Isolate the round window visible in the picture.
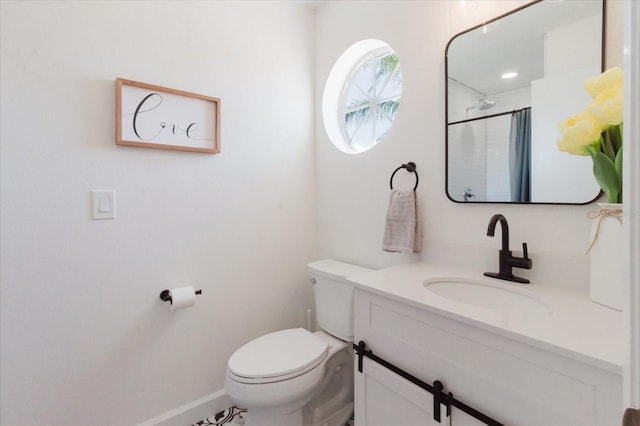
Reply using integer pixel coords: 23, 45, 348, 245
322, 40, 403, 154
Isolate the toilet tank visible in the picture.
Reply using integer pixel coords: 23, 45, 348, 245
307, 259, 373, 342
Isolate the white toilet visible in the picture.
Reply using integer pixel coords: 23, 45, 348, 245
225, 259, 372, 426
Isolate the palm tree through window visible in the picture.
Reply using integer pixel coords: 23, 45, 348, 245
342, 51, 402, 152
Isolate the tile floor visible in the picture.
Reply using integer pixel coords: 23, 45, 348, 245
192, 406, 247, 425
191, 406, 354, 426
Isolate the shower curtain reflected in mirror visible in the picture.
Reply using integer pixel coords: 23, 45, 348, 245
509, 108, 531, 202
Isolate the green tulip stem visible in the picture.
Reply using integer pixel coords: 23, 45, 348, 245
603, 129, 616, 161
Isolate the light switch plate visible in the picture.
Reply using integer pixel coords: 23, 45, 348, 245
92, 190, 115, 219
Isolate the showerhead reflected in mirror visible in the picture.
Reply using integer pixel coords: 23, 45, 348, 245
466, 99, 496, 111
445, 0, 605, 204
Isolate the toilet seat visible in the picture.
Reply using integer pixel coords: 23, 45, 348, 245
228, 328, 328, 384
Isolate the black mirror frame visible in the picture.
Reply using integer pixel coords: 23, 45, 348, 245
444, 0, 607, 205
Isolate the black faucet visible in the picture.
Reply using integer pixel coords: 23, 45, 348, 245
484, 214, 532, 284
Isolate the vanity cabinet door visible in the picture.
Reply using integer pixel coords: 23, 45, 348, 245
354, 288, 622, 425
354, 356, 450, 426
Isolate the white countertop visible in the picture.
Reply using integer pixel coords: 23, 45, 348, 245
348, 261, 623, 374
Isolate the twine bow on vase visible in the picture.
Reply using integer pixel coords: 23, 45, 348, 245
585, 205, 623, 255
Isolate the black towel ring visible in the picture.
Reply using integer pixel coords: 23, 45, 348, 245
389, 162, 419, 191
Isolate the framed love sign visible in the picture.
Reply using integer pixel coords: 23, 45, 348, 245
115, 78, 220, 153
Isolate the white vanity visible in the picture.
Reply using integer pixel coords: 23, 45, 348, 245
348, 262, 622, 425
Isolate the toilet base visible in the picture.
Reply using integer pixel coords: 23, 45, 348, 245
243, 402, 353, 426
310, 402, 353, 426
306, 342, 353, 426
244, 407, 303, 426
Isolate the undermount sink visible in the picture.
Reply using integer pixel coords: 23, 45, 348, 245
424, 277, 551, 314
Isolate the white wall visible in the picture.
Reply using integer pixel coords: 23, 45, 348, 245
0, 2, 316, 425
531, 66, 601, 203
546, 15, 602, 76
623, 0, 640, 408
530, 12, 603, 203
315, 1, 623, 285
315, 1, 449, 269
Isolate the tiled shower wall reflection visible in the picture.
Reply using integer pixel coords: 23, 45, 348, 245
448, 79, 530, 202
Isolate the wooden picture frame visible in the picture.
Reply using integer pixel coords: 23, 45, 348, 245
115, 78, 220, 154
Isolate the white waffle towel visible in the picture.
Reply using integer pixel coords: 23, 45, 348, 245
382, 189, 422, 253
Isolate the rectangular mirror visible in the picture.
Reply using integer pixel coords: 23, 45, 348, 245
445, 0, 605, 204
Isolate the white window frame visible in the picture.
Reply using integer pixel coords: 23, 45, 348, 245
322, 39, 402, 154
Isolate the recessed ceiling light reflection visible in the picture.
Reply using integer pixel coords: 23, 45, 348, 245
458, 1, 479, 16
502, 72, 518, 79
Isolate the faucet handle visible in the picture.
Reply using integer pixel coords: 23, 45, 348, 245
517, 242, 533, 270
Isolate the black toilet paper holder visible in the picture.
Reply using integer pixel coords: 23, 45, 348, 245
159, 288, 202, 303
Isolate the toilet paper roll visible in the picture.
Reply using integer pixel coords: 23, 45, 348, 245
169, 286, 197, 311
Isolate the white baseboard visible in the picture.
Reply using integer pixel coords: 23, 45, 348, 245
137, 389, 231, 426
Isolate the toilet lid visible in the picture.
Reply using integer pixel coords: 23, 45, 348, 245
228, 328, 328, 383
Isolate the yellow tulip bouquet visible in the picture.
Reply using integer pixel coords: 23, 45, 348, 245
557, 67, 624, 203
